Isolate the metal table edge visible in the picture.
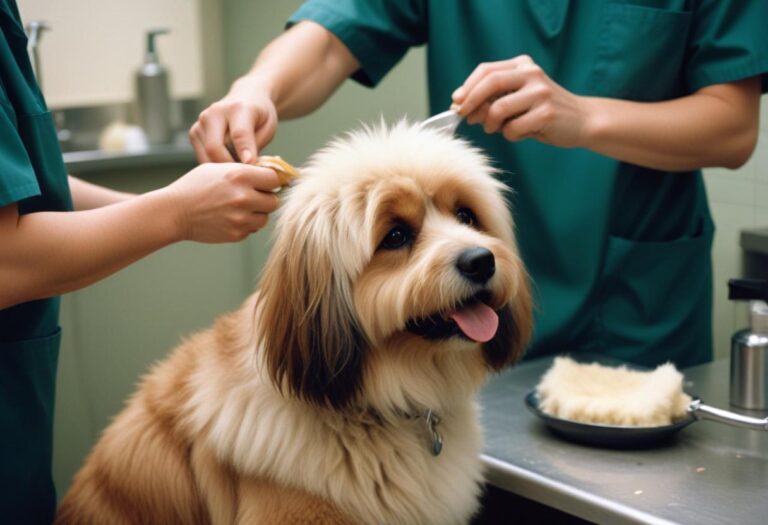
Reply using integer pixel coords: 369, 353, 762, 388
481, 454, 678, 525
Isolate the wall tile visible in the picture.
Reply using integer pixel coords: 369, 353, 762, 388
753, 133, 768, 185
755, 182, 768, 211
704, 169, 755, 205
761, 94, 768, 130
709, 201, 756, 358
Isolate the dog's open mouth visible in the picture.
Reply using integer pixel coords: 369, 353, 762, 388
405, 290, 499, 343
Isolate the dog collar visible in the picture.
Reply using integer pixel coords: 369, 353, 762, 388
389, 407, 443, 456
424, 409, 443, 456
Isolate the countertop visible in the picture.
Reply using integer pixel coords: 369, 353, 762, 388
56, 100, 200, 174
741, 227, 768, 256
62, 141, 195, 174
479, 356, 768, 525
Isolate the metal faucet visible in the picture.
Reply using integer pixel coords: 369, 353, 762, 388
25, 20, 50, 90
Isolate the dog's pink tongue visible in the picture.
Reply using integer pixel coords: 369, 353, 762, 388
449, 303, 499, 343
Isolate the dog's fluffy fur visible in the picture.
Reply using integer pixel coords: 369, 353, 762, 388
56, 122, 532, 525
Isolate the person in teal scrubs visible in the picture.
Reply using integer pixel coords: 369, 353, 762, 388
0, 1, 284, 521
192, 1, 767, 369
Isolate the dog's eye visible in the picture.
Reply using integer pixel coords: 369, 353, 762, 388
456, 207, 477, 227
380, 224, 412, 250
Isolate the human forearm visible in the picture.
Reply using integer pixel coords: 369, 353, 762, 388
235, 21, 359, 119
191, 21, 359, 164
68, 176, 135, 210
580, 77, 761, 171
0, 163, 281, 310
0, 192, 179, 309
454, 58, 762, 172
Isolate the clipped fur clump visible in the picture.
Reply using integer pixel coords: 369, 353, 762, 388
536, 357, 691, 427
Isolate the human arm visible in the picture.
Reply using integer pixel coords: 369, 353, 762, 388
452, 56, 761, 171
579, 78, 760, 170
190, 21, 359, 164
68, 175, 135, 210
0, 163, 280, 310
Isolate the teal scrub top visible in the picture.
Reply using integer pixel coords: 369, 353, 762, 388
289, 0, 768, 369
0, 1, 73, 523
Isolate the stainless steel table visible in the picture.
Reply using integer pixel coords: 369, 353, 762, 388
479, 357, 768, 524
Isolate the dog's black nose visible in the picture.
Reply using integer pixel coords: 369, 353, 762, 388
456, 247, 495, 284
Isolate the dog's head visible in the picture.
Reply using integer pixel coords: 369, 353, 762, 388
256, 122, 532, 409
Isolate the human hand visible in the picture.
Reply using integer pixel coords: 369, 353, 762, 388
451, 55, 589, 148
189, 76, 278, 164
163, 163, 280, 243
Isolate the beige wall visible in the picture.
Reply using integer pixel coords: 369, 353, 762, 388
17, 0, 205, 107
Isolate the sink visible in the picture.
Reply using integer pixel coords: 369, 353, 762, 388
52, 98, 202, 153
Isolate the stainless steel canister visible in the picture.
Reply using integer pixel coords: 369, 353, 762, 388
730, 302, 768, 410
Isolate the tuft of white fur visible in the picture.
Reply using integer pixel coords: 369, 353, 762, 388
280, 119, 512, 270
536, 357, 692, 427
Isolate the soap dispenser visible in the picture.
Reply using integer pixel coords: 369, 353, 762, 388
136, 28, 172, 145
728, 278, 768, 410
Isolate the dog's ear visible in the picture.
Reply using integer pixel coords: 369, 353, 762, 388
484, 273, 533, 370
256, 213, 366, 409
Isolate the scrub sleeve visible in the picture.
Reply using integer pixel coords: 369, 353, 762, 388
0, 1, 73, 523
288, 0, 768, 369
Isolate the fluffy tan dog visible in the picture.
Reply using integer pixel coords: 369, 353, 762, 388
55, 122, 532, 525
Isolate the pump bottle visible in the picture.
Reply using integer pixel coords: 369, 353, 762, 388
136, 28, 172, 145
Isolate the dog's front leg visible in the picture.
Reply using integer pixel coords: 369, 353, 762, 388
190, 442, 239, 525
234, 477, 358, 525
